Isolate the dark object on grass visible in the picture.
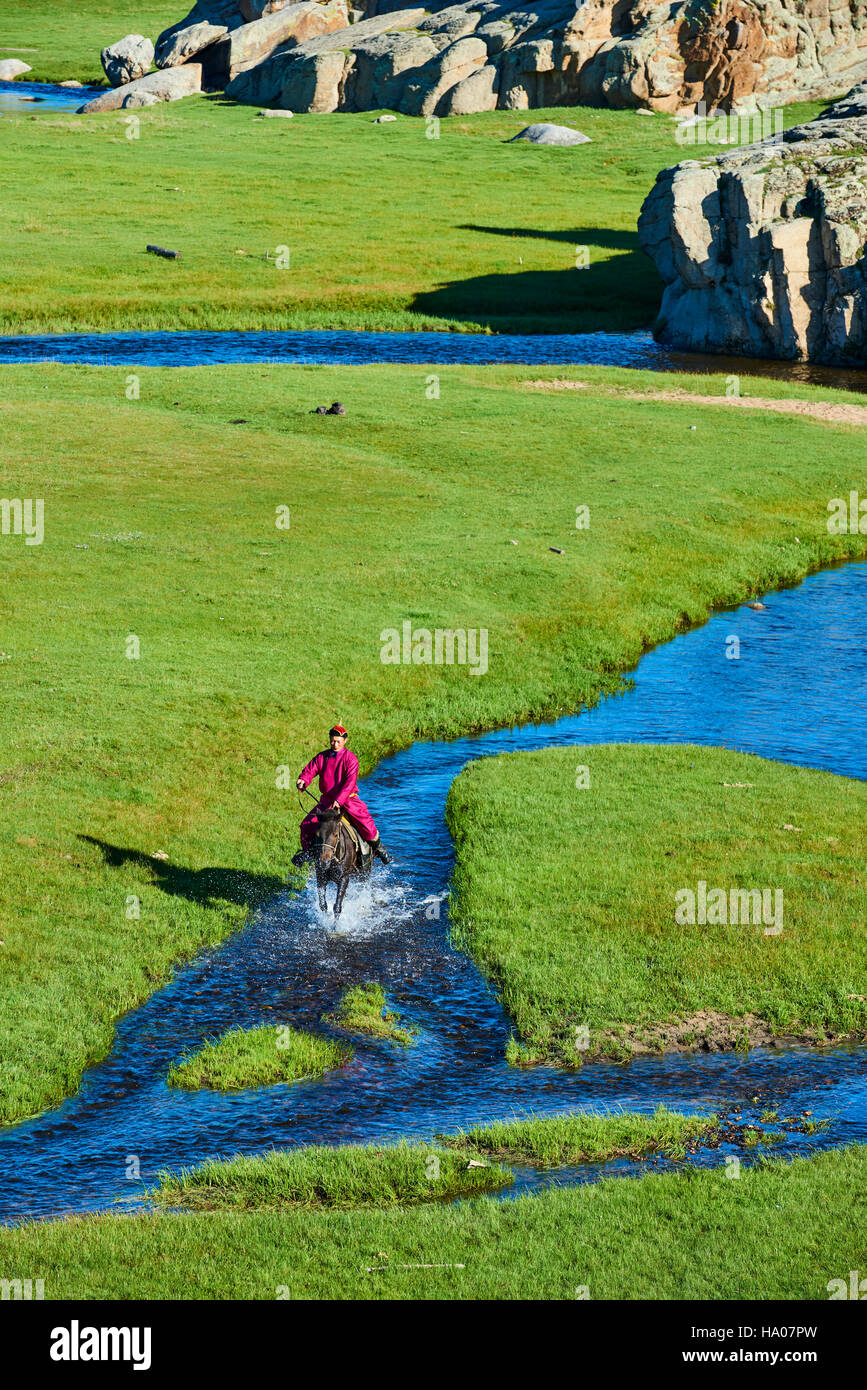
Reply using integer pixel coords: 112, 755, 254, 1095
313, 405, 329, 414
230, 418, 248, 424
328, 401, 346, 415
549, 546, 564, 554
146, 244, 180, 259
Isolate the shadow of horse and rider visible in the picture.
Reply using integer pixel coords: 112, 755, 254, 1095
82, 812, 388, 923
82, 730, 393, 922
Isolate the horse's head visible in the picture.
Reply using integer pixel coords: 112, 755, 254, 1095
314, 808, 343, 867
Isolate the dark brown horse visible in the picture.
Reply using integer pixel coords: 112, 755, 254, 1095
312, 807, 372, 916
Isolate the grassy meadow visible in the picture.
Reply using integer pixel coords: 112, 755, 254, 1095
0, 86, 829, 335
0, 1, 177, 85
446, 744, 867, 1066
2, 1142, 864, 1298
1, 361, 866, 1126
324, 982, 416, 1044
166, 1024, 351, 1090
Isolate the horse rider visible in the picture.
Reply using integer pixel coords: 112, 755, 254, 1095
291, 725, 392, 867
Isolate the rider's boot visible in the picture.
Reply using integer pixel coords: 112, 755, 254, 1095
371, 836, 392, 865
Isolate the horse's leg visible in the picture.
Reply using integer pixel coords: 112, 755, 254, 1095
334, 866, 349, 916
316, 867, 327, 912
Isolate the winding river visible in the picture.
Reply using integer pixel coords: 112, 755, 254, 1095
0, 124, 863, 1217
0, 560, 864, 1223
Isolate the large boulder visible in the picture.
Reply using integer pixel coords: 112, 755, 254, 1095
440, 62, 499, 114
509, 121, 590, 144
155, 1, 245, 68
225, 9, 425, 107
0, 58, 32, 80
637, 84, 867, 364
78, 64, 204, 113
400, 36, 489, 116
100, 35, 155, 87
201, 1, 349, 86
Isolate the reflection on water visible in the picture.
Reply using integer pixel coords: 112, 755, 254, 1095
0, 563, 864, 1223
1, 325, 865, 387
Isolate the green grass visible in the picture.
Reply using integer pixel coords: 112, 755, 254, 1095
166, 1025, 350, 1091
0, 1, 177, 84
324, 982, 416, 1045
155, 1141, 512, 1211
440, 1107, 719, 1165
3, 1144, 865, 1298
0, 83, 830, 334
1, 361, 866, 1127
446, 744, 867, 1067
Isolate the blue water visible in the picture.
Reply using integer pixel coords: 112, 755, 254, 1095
0, 79, 94, 114
0, 561, 864, 1222
3, 325, 867, 390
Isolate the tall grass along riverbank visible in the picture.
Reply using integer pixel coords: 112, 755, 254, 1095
2, 1144, 864, 1298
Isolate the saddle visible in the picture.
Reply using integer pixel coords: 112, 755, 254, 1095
340, 813, 372, 864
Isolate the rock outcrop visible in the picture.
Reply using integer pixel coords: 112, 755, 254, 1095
91, 1, 867, 116
224, 0, 867, 116
204, 1, 350, 85
78, 64, 205, 113
224, 9, 425, 108
637, 85, 867, 365
101, 35, 155, 86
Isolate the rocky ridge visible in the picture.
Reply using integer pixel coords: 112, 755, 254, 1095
637, 83, 867, 364
86, 1, 867, 117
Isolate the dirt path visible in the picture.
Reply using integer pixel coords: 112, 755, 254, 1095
523, 379, 867, 427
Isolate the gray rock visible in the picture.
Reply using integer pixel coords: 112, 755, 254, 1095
199, 2, 348, 87
101, 35, 155, 86
121, 90, 161, 108
400, 35, 488, 116
509, 122, 591, 145
154, 0, 243, 69
78, 64, 204, 113
348, 32, 439, 113
440, 63, 499, 115
0, 59, 31, 80
257, 106, 294, 116
156, 20, 229, 69
227, 9, 425, 110
637, 84, 867, 365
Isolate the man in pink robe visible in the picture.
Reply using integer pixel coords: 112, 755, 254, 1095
291, 725, 392, 866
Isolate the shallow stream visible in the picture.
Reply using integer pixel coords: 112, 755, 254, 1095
0, 562, 864, 1223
